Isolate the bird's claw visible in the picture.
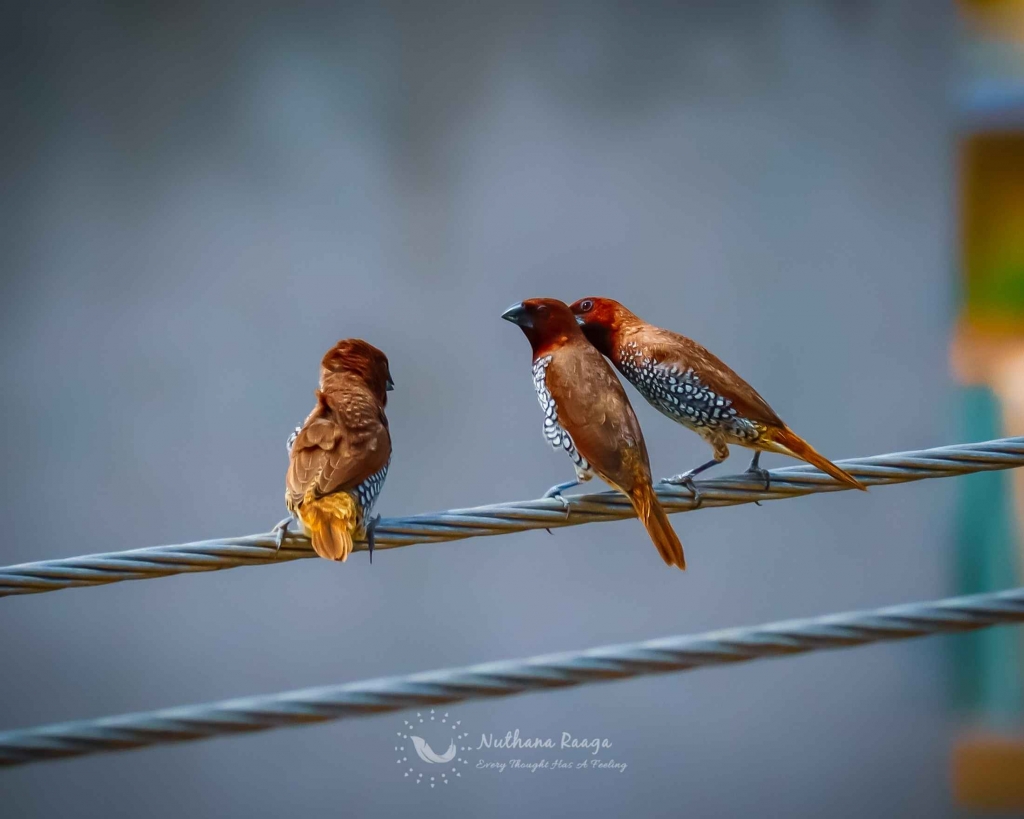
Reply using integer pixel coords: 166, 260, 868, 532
746, 466, 771, 491
745, 465, 770, 506
683, 480, 703, 509
546, 492, 571, 510
271, 516, 295, 553
364, 513, 382, 564
661, 473, 703, 508
541, 485, 573, 531
546, 492, 572, 520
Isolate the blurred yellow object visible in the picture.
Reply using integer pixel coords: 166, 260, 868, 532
961, 0, 1024, 44
953, 731, 1024, 812
961, 134, 1024, 329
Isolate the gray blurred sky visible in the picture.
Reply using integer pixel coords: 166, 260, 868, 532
1, 1, 964, 816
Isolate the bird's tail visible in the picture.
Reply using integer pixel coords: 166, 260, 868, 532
297, 491, 359, 561
628, 483, 686, 570
761, 426, 867, 491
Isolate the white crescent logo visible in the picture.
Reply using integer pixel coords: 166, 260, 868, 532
398, 711, 469, 787
410, 735, 457, 764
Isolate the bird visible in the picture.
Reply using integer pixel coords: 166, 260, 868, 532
502, 298, 686, 569
273, 338, 394, 562
569, 297, 866, 505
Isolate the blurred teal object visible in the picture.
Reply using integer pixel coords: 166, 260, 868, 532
956, 387, 1023, 719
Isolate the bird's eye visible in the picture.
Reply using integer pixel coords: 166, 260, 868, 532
536, 304, 548, 314
580, 300, 593, 312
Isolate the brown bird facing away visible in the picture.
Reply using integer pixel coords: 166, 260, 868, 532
273, 339, 394, 562
569, 297, 867, 506
502, 298, 685, 569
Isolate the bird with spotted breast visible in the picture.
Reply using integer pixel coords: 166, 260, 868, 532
570, 297, 867, 505
274, 339, 394, 562
502, 298, 686, 570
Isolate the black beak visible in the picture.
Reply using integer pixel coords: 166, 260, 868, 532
386, 375, 395, 392
501, 302, 532, 328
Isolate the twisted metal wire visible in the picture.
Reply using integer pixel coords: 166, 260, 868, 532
3, 437, 1022, 598
2, 586, 1022, 768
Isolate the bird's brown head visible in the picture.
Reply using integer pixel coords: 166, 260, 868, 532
502, 298, 582, 356
569, 297, 636, 355
320, 338, 395, 405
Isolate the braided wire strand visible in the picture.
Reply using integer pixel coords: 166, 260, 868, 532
2, 586, 1022, 767
2, 437, 1022, 598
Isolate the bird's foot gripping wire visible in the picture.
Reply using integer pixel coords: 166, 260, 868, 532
745, 466, 771, 490
662, 472, 704, 508
745, 452, 770, 506
272, 516, 297, 553
364, 514, 382, 564
542, 480, 578, 533
660, 457, 722, 509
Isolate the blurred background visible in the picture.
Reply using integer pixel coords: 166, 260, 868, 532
3, 0, 1024, 815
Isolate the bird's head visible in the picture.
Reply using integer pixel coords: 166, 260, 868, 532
320, 338, 395, 405
501, 298, 581, 355
569, 297, 634, 355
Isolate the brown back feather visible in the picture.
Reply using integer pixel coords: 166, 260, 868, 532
544, 339, 686, 569
286, 371, 391, 511
543, 339, 652, 492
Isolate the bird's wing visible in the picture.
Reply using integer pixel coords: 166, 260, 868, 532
641, 327, 785, 428
286, 376, 391, 507
545, 342, 651, 490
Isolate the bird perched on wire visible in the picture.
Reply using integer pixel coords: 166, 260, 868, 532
274, 339, 394, 562
502, 298, 685, 569
570, 297, 866, 505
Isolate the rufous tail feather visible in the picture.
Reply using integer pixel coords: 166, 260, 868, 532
298, 491, 359, 561
628, 483, 686, 570
763, 426, 866, 491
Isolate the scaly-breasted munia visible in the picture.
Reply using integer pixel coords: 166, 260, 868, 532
570, 297, 866, 504
503, 298, 686, 569
275, 339, 394, 561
